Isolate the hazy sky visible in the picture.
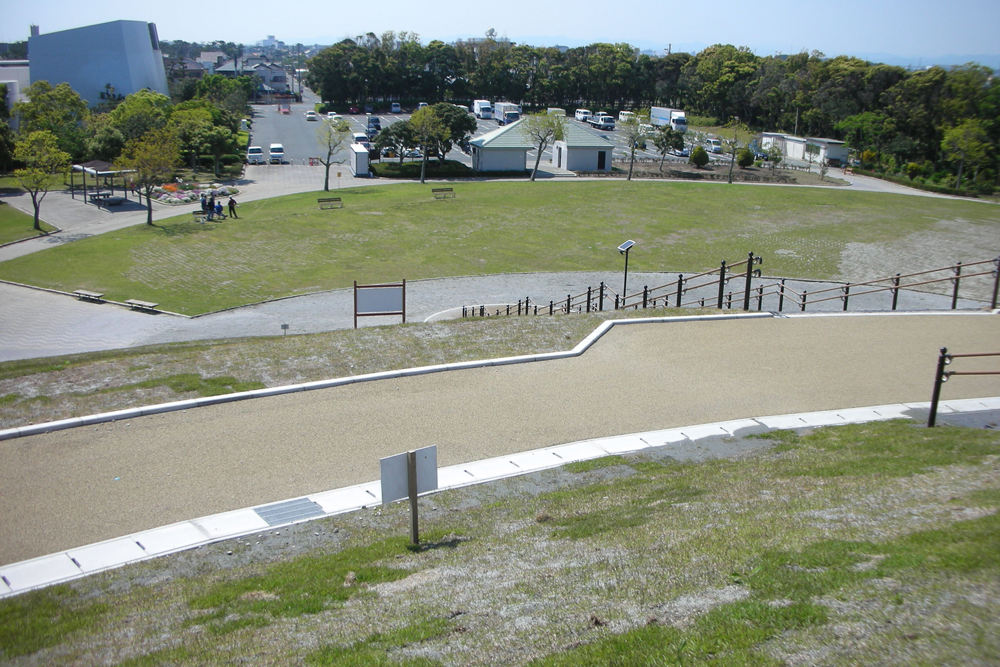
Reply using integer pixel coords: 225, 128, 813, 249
2, 0, 998, 61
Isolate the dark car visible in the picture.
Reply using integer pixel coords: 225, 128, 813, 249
348, 105, 360, 114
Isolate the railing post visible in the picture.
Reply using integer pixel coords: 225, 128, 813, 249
800, 290, 807, 312
992, 257, 1000, 310
614, 294, 619, 310
757, 285, 763, 311
892, 273, 900, 311
534, 305, 538, 315
549, 300, 554, 315
586, 286, 592, 313
843, 284, 850, 311
951, 261, 962, 309
726, 292, 732, 309
778, 279, 785, 312
517, 300, 522, 316
676, 274, 683, 308
642, 285, 648, 309
599, 282, 605, 311
480, 305, 485, 317
928, 347, 950, 427
566, 294, 571, 314
717, 260, 727, 309
743, 252, 754, 311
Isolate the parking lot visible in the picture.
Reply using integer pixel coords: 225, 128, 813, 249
247, 91, 734, 172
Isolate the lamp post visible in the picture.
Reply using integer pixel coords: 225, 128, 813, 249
618, 240, 635, 302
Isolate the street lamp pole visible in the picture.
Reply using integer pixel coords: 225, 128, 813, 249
618, 240, 635, 302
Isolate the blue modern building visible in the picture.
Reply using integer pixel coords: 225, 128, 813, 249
28, 20, 169, 107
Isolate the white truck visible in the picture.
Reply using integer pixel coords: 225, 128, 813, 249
618, 110, 635, 123
650, 107, 688, 134
472, 100, 493, 120
268, 143, 284, 164
574, 108, 591, 122
588, 112, 616, 131
494, 102, 521, 126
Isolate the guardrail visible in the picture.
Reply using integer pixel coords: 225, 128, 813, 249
460, 255, 999, 320
928, 348, 1000, 427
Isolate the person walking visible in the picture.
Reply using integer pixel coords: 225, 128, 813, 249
207, 193, 215, 221
228, 196, 238, 219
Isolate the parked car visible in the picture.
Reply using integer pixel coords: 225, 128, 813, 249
348, 105, 360, 114
381, 147, 399, 158
268, 143, 284, 164
352, 132, 370, 146
305, 111, 318, 121
404, 149, 422, 159
279, 105, 290, 114
418, 102, 428, 109
364, 104, 373, 113
246, 146, 264, 165
326, 113, 343, 122
391, 102, 402, 113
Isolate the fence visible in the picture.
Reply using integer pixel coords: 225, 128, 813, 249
461, 255, 1000, 320
928, 348, 1000, 427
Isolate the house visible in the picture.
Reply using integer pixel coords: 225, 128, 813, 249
215, 58, 290, 93
551, 122, 615, 172
163, 57, 206, 81
0, 59, 30, 119
470, 120, 532, 172
760, 133, 849, 165
27, 20, 169, 106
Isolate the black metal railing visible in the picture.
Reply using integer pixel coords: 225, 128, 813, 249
928, 348, 1000, 427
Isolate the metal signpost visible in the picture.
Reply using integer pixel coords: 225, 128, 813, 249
380, 445, 438, 546
354, 280, 406, 329
618, 240, 635, 300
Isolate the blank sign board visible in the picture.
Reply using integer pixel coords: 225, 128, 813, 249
354, 280, 406, 328
380, 445, 438, 505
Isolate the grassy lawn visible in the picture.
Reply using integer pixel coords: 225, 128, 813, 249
1, 420, 997, 664
0, 201, 57, 245
0, 181, 996, 315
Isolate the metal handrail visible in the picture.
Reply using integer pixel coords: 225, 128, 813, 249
928, 348, 1000, 426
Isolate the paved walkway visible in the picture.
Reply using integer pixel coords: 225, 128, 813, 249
1, 312, 998, 566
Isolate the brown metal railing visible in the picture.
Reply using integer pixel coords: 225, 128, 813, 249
928, 348, 1000, 427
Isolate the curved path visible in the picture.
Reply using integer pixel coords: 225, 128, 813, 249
1, 311, 998, 565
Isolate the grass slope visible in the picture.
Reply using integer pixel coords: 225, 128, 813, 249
0, 201, 56, 245
0, 182, 996, 315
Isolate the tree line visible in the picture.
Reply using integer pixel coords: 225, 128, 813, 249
307, 34, 998, 191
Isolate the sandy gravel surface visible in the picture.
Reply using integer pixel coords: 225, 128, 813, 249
1, 312, 998, 565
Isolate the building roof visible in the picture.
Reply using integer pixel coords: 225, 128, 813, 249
470, 119, 533, 149
559, 122, 615, 148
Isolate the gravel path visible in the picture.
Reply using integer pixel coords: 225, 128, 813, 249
1, 312, 998, 565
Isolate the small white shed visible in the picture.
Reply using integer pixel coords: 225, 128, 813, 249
349, 143, 370, 177
470, 121, 532, 172
761, 133, 849, 165
552, 122, 615, 172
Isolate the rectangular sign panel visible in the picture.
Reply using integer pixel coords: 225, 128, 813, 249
356, 285, 404, 315
380, 445, 438, 505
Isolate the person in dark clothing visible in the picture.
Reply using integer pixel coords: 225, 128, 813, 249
228, 197, 238, 218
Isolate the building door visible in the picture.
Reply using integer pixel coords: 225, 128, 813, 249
597, 151, 606, 170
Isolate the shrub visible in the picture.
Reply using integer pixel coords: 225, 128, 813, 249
861, 149, 878, 167
737, 148, 754, 168
905, 162, 921, 180
689, 146, 709, 168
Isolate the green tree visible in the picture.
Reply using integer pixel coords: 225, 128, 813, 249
119, 127, 181, 225
429, 103, 477, 163
941, 119, 988, 189
195, 124, 239, 177
104, 89, 172, 144
408, 107, 447, 184
374, 121, 414, 165
736, 147, 754, 168
13, 81, 90, 158
316, 118, 353, 190
651, 126, 684, 172
13, 131, 70, 230
520, 113, 566, 181
0, 120, 15, 172
167, 107, 214, 169
618, 111, 651, 181
83, 116, 126, 162
689, 145, 709, 168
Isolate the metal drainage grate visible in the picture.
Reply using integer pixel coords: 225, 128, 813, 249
253, 498, 326, 526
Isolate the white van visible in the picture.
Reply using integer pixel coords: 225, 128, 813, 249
391, 102, 402, 113
619, 110, 635, 123
353, 132, 370, 146
575, 109, 591, 122
246, 146, 264, 165
706, 138, 723, 154
268, 143, 284, 164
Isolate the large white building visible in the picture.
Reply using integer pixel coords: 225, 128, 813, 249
28, 20, 169, 107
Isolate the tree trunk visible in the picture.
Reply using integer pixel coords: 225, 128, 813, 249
530, 145, 543, 181
627, 148, 635, 181
956, 158, 964, 190
728, 151, 736, 184
31, 192, 41, 231
420, 151, 427, 184
145, 188, 154, 225
323, 163, 330, 191
659, 153, 665, 172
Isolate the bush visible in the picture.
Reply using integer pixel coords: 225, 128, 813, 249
905, 162, 921, 180
736, 148, 754, 168
369, 159, 476, 179
853, 168, 978, 198
689, 146, 709, 168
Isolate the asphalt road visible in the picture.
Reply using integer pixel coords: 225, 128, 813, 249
1, 313, 998, 565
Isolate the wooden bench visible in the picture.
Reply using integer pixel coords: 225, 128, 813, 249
73, 289, 105, 302
125, 299, 159, 313
431, 188, 455, 199
318, 197, 343, 209
192, 210, 207, 223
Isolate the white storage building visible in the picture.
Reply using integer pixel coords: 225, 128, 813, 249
470, 121, 532, 172
551, 122, 615, 172
760, 133, 849, 165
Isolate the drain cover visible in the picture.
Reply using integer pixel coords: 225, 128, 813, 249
253, 498, 325, 526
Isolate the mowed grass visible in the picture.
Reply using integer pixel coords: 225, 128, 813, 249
1, 421, 998, 665
0, 181, 997, 315
0, 201, 57, 245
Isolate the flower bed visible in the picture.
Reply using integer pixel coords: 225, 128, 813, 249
150, 183, 240, 205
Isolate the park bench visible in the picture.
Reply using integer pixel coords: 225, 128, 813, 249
125, 299, 159, 313
432, 187, 455, 199
192, 210, 207, 223
73, 289, 104, 303
318, 197, 343, 209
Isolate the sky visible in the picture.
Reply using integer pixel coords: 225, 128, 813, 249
2, 0, 998, 66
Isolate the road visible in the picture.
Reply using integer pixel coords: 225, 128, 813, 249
1, 312, 998, 565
